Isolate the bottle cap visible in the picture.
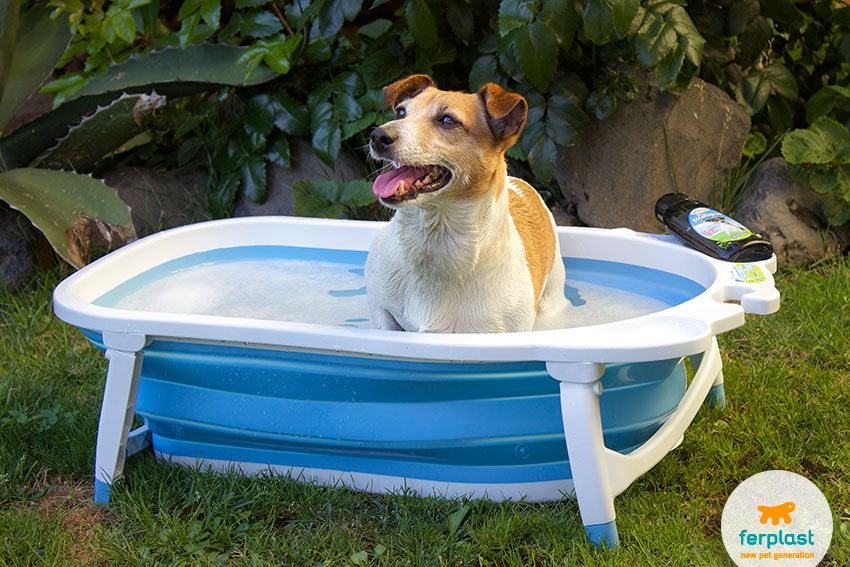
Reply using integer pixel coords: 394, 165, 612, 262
655, 193, 687, 222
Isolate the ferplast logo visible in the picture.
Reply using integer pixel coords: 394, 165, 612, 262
721, 471, 832, 566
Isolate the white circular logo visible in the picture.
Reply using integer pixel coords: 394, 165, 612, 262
721, 470, 832, 566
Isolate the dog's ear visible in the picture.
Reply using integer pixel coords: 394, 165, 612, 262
383, 75, 436, 111
478, 82, 528, 145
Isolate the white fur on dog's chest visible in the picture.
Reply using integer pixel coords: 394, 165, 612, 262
365, 190, 538, 333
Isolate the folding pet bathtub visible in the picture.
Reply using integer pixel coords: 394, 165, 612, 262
52, 216, 780, 547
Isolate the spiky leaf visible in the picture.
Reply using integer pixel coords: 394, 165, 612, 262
65, 44, 281, 102
0, 168, 135, 268
37, 93, 165, 171
0, 0, 20, 105
1, 6, 70, 132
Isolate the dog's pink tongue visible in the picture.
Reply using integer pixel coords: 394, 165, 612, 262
373, 166, 429, 198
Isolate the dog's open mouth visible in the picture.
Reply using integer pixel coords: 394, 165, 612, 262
372, 164, 452, 203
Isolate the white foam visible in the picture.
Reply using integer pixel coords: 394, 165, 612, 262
110, 259, 671, 329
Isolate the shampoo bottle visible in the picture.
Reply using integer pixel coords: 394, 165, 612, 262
654, 193, 773, 262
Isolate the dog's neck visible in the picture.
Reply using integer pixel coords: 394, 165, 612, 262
393, 166, 512, 278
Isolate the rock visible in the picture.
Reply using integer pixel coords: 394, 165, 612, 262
735, 158, 848, 267
555, 72, 750, 233
233, 137, 366, 217
0, 205, 52, 292
100, 167, 207, 237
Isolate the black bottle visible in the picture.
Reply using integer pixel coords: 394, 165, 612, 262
654, 193, 773, 262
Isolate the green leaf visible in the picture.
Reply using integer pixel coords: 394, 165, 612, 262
653, 44, 685, 90
736, 63, 798, 116
446, 0, 473, 41
528, 133, 556, 183
292, 179, 344, 218
311, 102, 341, 167
766, 95, 793, 133
338, 180, 375, 206
742, 131, 767, 158
763, 63, 798, 101
583, 0, 614, 45
67, 45, 282, 102
108, 10, 136, 44
359, 50, 402, 89
822, 192, 850, 225
586, 88, 617, 121
350, 551, 368, 565
178, 11, 200, 48
0, 6, 70, 133
315, 0, 344, 39
782, 117, 850, 165
333, 92, 363, 123
244, 93, 276, 137
611, 0, 639, 33
209, 170, 240, 218
358, 18, 392, 39
547, 93, 589, 146
342, 0, 362, 20
405, 0, 437, 49
635, 1, 703, 68
240, 153, 267, 202
737, 16, 770, 69
0, 168, 135, 268
178, 136, 203, 166
273, 92, 310, 135
513, 22, 558, 91
342, 111, 379, 140
241, 10, 283, 38
806, 88, 836, 125
497, 0, 535, 37
726, 0, 758, 36
469, 55, 497, 91
538, 3, 577, 51
447, 504, 471, 537
265, 136, 291, 168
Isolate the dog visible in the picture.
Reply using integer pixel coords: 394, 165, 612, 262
364, 74, 567, 333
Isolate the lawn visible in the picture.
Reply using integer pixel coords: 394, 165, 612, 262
0, 258, 848, 566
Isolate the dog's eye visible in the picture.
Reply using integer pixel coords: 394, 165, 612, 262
438, 114, 459, 128
395, 107, 406, 119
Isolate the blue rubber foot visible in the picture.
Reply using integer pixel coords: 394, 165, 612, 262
705, 383, 727, 410
93, 479, 111, 505
585, 520, 619, 548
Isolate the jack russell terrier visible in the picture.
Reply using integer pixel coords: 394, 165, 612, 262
365, 74, 567, 333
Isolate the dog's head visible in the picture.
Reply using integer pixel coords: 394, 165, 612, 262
369, 75, 527, 208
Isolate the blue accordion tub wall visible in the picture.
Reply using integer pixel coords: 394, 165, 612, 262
51, 216, 780, 547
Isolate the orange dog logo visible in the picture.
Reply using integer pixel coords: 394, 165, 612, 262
757, 501, 795, 525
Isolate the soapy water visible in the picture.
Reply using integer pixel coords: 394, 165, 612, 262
100, 256, 686, 329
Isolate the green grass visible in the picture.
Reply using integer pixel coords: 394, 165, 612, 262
1, 259, 848, 566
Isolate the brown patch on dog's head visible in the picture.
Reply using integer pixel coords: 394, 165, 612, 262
478, 82, 528, 147
370, 76, 529, 206
382, 74, 436, 111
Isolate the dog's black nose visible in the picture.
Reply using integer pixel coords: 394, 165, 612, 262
370, 127, 396, 153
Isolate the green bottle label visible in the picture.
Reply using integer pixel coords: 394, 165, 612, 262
688, 207, 752, 242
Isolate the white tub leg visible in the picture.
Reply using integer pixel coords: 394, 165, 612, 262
692, 348, 726, 410
94, 333, 150, 504
546, 362, 618, 548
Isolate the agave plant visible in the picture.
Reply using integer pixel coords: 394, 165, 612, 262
0, 0, 281, 268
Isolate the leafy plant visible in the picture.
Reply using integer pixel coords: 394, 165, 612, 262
0, 1, 135, 268
782, 116, 850, 226
37, 0, 711, 217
